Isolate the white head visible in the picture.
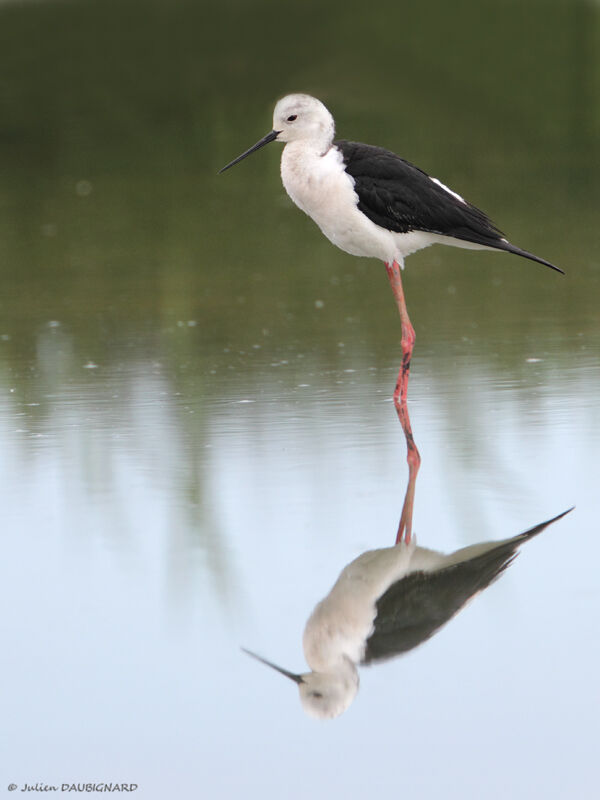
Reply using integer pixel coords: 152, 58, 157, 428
242, 648, 359, 720
219, 94, 335, 173
298, 667, 359, 720
271, 94, 335, 146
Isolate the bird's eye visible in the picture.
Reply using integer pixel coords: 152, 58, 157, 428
287, 115, 297, 122
309, 691, 323, 699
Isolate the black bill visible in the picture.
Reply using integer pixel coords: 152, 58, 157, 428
219, 130, 281, 174
241, 647, 304, 683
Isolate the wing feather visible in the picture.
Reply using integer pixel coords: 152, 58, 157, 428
336, 140, 504, 246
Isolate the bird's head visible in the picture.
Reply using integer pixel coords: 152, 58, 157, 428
272, 94, 335, 146
298, 668, 359, 720
219, 94, 334, 173
242, 648, 358, 720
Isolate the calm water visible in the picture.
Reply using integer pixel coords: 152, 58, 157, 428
1, 0, 599, 798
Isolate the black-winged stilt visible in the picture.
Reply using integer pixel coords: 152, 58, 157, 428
243, 507, 573, 720
220, 94, 563, 407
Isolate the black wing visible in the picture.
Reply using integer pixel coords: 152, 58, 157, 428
362, 509, 573, 665
335, 140, 562, 273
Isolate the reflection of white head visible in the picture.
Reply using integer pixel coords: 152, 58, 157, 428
242, 649, 359, 720
298, 664, 359, 720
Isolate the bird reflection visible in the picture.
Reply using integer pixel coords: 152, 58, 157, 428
244, 504, 573, 719
244, 372, 572, 718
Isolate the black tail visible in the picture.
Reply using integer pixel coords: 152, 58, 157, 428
493, 239, 564, 275
465, 507, 575, 590
433, 507, 575, 605
509, 507, 574, 548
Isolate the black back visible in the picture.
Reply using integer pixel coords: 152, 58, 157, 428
336, 139, 506, 245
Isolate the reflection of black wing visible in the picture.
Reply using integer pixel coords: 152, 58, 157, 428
362, 510, 573, 665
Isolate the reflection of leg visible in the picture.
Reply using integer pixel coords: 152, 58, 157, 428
394, 393, 421, 546
385, 260, 420, 544
385, 260, 415, 406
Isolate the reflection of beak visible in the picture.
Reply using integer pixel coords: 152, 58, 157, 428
219, 130, 281, 173
241, 648, 304, 684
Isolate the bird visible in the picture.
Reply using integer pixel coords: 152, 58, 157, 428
242, 507, 573, 720
220, 94, 563, 406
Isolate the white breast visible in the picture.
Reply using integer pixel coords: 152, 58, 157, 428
302, 542, 418, 670
280, 143, 400, 263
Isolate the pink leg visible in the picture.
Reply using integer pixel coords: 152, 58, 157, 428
385, 260, 416, 406
385, 260, 420, 545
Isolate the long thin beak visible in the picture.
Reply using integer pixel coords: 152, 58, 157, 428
241, 647, 304, 683
219, 130, 280, 174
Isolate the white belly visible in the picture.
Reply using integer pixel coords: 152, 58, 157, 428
280, 142, 442, 265
280, 143, 494, 266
